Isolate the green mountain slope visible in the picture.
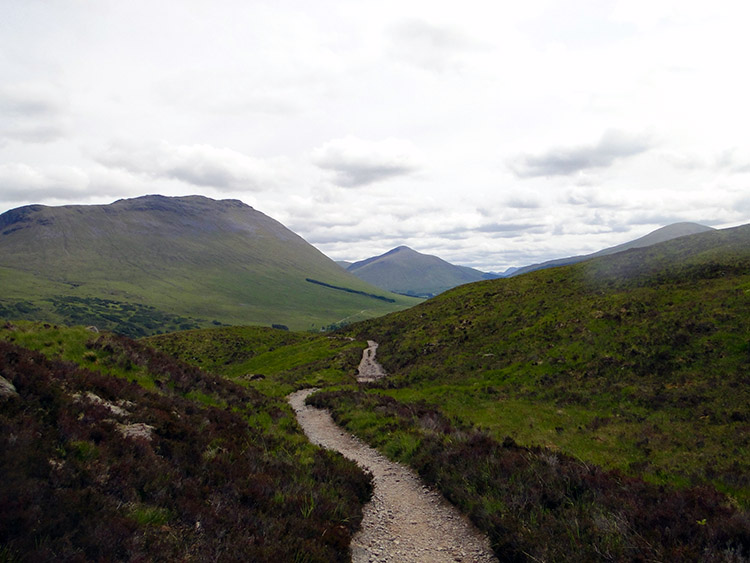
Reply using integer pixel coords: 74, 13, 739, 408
138, 221, 750, 561
331, 222, 750, 488
0, 195, 419, 335
510, 221, 715, 277
347, 245, 496, 298
295, 223, 750, 559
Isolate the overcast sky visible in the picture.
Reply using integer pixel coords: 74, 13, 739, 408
2, 0, 749, 271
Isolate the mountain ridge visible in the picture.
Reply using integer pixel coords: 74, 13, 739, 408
509, 221, 714, 277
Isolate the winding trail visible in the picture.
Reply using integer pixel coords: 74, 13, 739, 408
288, 387, 498, 563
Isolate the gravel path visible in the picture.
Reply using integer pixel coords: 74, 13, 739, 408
356, 340, 388, 382
288, 388, 498, 563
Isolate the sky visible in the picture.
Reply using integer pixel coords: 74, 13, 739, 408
1, 0, 749, 272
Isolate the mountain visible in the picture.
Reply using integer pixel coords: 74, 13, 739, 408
145, 222, 750, 560
330, 223, 750, 557
346, 246, 498, 298
509, 222, 714, 277
0, 195, 418, 335
328, 223, 750, 557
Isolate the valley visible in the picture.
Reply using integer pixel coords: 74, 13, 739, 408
1, 202, 749, 561
4, 1, 750, 560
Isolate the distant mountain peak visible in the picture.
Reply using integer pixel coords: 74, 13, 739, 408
347, 246, 496, 298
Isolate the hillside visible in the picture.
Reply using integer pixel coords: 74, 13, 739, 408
347, 245, 497, 298
0, 195, 418, 335
3, 210, 748, 559
298, 223, 750, 559
345, 223, 750, 496
0, 321, 371, 562
141, 224, 750, 560
509, 222, 714, 277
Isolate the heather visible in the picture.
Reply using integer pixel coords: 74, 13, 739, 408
310, 390, 750, 561
0, 327, 371, 562
344, 225, 750, 506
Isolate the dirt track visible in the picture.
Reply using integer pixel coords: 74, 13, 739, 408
288, 387, 498, 563
356, 340, 387, 382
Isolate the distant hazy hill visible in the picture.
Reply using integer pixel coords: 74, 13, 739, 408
0, 195, 418, 334
346, 246, 498, 298
509, 222, 714, 277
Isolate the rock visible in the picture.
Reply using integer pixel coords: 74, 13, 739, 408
117, 422, 155, 441
0, 375, 19, 399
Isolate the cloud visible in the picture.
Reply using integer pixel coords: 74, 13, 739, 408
509, 130, 652, 178
0, 84, 68, 144
0, 163, 90, 201
475, 222, 545, 235
386, 19, 483, 72
311, 136, 422, 187
504, 196, 542, 209
97, 141, 288, 191
658, 150, 707, 170
715, 148, 750, 174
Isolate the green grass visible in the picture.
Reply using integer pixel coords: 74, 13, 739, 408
0, 196, 420, 335
309, 388, 749, 561
4, 221, 749, 560
0, 320, 372, 561
127, 505, 173, 527
146, 325, 364, 397
339, 225, 750, 508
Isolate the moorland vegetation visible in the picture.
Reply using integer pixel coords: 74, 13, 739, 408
2, 222, 750, 561
306, 223, 750, 560
0, 322, 370, 562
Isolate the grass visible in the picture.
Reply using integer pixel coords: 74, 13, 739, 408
341, 225, 750, 508
145, 325, 365, 398
310, 389, 750, 561
0, 321, 372, 562
285, 224, 750, 559
3, 222, 750, 560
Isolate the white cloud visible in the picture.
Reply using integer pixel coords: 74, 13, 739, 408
312, 136, 423, 187
97, 141, 291, 192
0, 0, 748, 271
0, 163, 89, 200
386, 19, 485, 72
508, 130, 653, 178
0, 84, 68, 145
